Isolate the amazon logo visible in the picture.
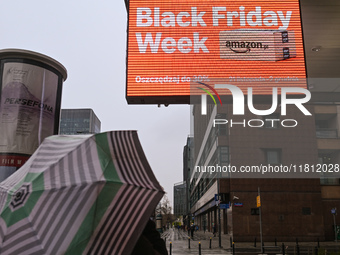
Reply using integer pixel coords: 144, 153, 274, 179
226, 40, 269, 53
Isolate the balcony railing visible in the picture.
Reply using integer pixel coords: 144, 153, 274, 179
320, 178, 340, 185
316, 128, 338, 138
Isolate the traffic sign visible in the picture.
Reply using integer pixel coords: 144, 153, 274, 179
220, 204, 229, 209
257, 195, 261, 207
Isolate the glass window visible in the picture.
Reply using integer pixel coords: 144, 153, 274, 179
263, 113, 280, 128
219, 147, 229, 164
302, 207, 311, 215
266, 149, 281, 164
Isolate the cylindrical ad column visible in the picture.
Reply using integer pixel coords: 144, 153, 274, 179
0, 49, 67, 181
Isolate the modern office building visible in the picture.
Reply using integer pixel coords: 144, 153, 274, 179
183, 0, 340, 242
314, 104, 340, 239
188, 103, 334, 241
173, 181, 187, 218
188, 101, 340, 241
59, 109, 101, 135
181, 137, 194, 229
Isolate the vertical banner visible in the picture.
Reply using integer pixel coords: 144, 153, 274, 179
0, 49, 67, 180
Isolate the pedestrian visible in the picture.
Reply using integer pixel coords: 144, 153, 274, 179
190, 225, 194, 238
213, 224, 216, 237
131, 219, 168, 255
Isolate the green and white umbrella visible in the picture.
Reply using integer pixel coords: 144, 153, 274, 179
0, 131, 164, 255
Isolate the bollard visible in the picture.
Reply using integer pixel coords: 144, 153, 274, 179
232, 242, 235, 255
262, 242, 265, 254
210, 237, 212, 249
230, 237, 233, 248
254, 237, 257, 247
188, 237, 190, 249
170, 242, 172, 255
275, 238, 277, 246
199, 242, 201, 255
282, 243, 285, 255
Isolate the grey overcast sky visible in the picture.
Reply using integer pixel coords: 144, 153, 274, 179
0, 1, 190, 205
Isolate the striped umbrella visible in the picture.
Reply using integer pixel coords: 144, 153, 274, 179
0, 131, 164, 255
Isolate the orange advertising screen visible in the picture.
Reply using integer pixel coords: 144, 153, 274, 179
126, 0, 306, 104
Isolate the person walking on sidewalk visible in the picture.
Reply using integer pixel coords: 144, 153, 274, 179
190, 225, 195, 238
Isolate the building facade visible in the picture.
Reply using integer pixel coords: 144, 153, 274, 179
183, 0, 340, 242
173, 181, 187, 218
59, 109, 101, 135
187, 102, 340, 241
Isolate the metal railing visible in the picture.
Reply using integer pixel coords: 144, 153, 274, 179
316, 128, 338, 138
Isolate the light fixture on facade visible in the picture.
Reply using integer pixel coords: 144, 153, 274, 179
311, 46, 321, 52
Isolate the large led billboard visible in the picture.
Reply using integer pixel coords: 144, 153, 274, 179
126, 0, 306, 104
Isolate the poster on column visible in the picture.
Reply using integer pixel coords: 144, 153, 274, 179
0, 62, 59, 167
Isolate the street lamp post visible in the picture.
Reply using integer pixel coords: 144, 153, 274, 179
332, 208, 337, 242
217, 175, 222, 248
218, 199, 221, 248
258, 187, 263, 253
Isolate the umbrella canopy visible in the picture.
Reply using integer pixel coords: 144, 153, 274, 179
0, 131, 164, 255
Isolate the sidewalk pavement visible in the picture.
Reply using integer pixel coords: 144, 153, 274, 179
161, 228, 230, 254
163, 228, 340, 254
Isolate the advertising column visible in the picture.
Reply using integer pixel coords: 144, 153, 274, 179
0, 49, 67, 181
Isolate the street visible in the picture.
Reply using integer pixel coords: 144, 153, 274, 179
161, 228, 340, 255
161, 228, 231, 255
